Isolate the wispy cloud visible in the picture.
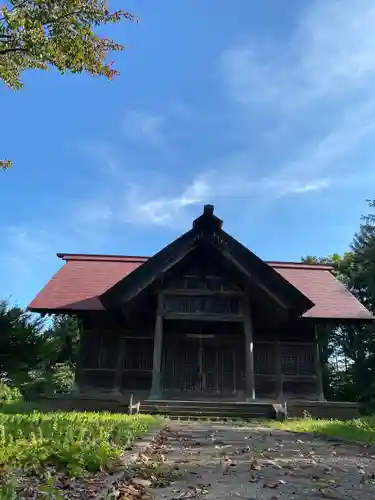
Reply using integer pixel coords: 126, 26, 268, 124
122, 110, 166, 147
121, 170, 332, 227
75, 140, 122, 174
221, 0, 375, 109
215, 0, 375, 208
123, 175, 211, 226
72, 0, 375, 230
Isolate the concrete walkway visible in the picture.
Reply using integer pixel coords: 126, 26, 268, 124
150, 421, 375, 500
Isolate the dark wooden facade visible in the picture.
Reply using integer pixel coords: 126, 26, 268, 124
75, 236, 324, 402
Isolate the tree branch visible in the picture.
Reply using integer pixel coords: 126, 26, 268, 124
0, 0, 30, 22
0, 46, 25, 55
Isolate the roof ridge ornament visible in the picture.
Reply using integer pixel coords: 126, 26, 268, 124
193, 205, 223, 235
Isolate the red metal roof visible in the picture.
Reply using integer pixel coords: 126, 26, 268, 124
28, 254, 374, 320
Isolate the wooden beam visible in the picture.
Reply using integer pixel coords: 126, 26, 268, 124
314, 324, 325, 401
149, 294, 163, 400
255, 341, 316, 347
163, 312, 245, 322
275, 340, 283, 401
219, 248, 288, 309
73, 319, 84, 393
243, 299, 255, 400
161, 289, 243, 297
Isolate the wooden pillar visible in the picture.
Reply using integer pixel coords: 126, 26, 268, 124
314, 324, 325, 401
243, 299, 255, 401
149, 294, 163, 400
73, 317, 85, 393
275, 340, 283, 401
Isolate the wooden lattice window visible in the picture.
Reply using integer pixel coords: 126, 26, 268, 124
282, 344, 315, 377
298, 348, 315, 376
282, 355, 298, 375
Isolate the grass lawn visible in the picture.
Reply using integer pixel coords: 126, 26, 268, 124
0, 410, 162, 477
267, 416, 375, 444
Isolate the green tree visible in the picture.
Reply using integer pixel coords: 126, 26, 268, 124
0, 299, 45, 384
0, 300, 80, 397
1, 0, 136, 169
302, 201, 375, 406
42, 315, 79, 366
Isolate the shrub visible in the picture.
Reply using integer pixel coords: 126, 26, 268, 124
50, 363, 75, 394
0, 383, 22, 406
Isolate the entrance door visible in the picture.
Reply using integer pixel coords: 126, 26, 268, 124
187, 334, 216, 392
161, 332, 240, 396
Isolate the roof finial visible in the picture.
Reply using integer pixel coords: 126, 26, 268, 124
203, 204, 214, 216
193, 204, 222, 231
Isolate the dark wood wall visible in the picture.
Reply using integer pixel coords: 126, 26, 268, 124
76, 310, 155, 392
76, 312, 320, 400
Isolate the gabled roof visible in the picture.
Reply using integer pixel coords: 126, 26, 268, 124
27, 206, 374, 321
100, 205, 313, 317
28, 254, 374, 320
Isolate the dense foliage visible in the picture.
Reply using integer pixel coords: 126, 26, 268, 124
1, 0, 136, 169
269, 416, 375, 444
0, 0, 135, 90
0, 411, 159, 474
302, 199, 375, 406
0, 301, 79, 398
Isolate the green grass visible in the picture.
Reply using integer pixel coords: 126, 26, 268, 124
0, 411, 162, 476
267, 416, 375, 444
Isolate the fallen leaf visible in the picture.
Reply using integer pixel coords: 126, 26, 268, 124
132, 478, 152, 488
264, 482, 279, 489
250, 459, 262, 471
249, 476, 259, 483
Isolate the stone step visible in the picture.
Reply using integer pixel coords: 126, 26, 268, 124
139, 400, 275, 419
144, 399, 272, 408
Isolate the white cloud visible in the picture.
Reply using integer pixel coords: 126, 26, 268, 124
76, 140, 121, 174
221, 0, 375, 113
122, 110, 165, 147
124, 175, 211, 226
70, 0, 375, 231
121, 169, 332, 227
216, 0, 375, 208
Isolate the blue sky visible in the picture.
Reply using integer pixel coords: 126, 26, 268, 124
1, 0, 375, 307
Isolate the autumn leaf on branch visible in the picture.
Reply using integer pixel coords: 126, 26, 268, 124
0, 0, 137, 90
1, 159, 12, 169
0, 1, 136, 171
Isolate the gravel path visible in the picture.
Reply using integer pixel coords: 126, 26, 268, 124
149, 421, 375, 500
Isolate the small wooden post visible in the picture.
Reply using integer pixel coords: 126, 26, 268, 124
314, 324, 325, 401
150, 294, 164, 400
243, 299, 255, 400
275, 340, 283, 401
